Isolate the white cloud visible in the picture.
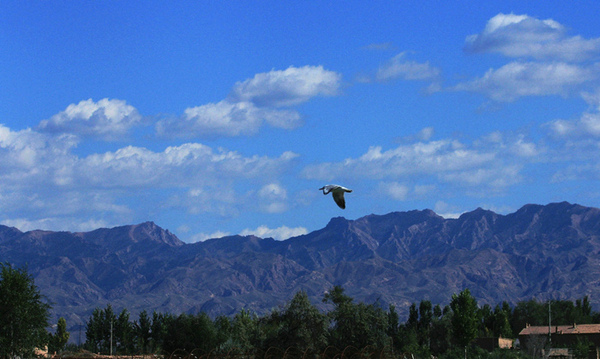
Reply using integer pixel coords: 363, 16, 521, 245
379, 182, 410, 201
465, 13, 600, 62
304, 140, 495, 181
376, 53, 441, 82
0, 120, 300, 229
78, 143, 298, 189
440, 165, 523, 188
240, 225, 308, 241
229, 65, 342, 107
37, 98, 143, 140
434, 201, 462, 219
547, 112, 600, 138
0, 124, 78, 186
454, 61, 598, 102
156, 100, 302, 138
303, 131, 544, 195
257, 183, 288, 213
1, 217, 112, 233
189, 230, 231, 242
157, 65, 341, 138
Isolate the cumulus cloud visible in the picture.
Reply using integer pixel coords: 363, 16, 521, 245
156, 100, 302, 138
0, 119, 299, 230
376, 53, 441, 82
157, 65, 341, 138
77, 143, 298, 189
454, 61, 598, 102
465, 13, 600, 62
229, 65, 342, 107
37, 98, 143, 140
456, 14, 600, 103
0, 124, 78, 186
240, 225, 308, 241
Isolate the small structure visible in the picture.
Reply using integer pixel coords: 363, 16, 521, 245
519, 323, 600, 359
474, 337, 514, 351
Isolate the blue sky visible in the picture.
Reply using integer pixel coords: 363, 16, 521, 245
2, 1, 600, 242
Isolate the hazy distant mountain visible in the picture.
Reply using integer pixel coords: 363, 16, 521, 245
2, 202, 600, 337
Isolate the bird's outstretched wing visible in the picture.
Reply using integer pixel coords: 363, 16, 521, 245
332, 190, 346, 209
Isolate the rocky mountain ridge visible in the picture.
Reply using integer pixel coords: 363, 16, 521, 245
1, 202, 599, 335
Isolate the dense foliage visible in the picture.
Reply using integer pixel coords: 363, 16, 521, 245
0, 263, 51, 359
82, 287, 600, 358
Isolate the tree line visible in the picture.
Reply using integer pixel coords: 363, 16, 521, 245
2, 261, 599, 359
81, 287, 599, 358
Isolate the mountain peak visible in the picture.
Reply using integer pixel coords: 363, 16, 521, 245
83, 221, 184, 251
0, 224, 22, 243
325, 216, 349, 228
130, 221, 183, 247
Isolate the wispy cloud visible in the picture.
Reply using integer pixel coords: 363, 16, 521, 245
453, 61, 599, 102
545, 89, 600, 138
303, 130, 540, 195
376, 52, 441, 82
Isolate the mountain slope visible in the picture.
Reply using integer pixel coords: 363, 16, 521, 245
2, 202, 600, 336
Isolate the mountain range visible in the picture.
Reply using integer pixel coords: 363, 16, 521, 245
2, 201, 600, 337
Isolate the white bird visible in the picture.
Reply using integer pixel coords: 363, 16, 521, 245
319, 184, 352, 209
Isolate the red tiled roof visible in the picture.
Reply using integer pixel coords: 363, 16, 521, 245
520, 324, 600, 336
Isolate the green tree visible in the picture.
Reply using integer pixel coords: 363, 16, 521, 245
430, 308, 452, 356
0, 263, 51, 359
150, 311, 173, 354
574, 296, 592, 324
263, 291, 329, 355
450, 288, 479, 348
323, 286, 391, 351
510, 299, 546, 335
114, 308, 133, 354
229, 309, 261, 354
418, 300, 433, 347
214, 315, 232, 352
387, 304, 400, 348
84, 304, 116, 354
134, 310, 151, 354
48, 317, 70, 354
162, 312, 217, 353
493, 303, 513, 338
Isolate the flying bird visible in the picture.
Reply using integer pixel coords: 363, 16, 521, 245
319, 184, 352, 209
